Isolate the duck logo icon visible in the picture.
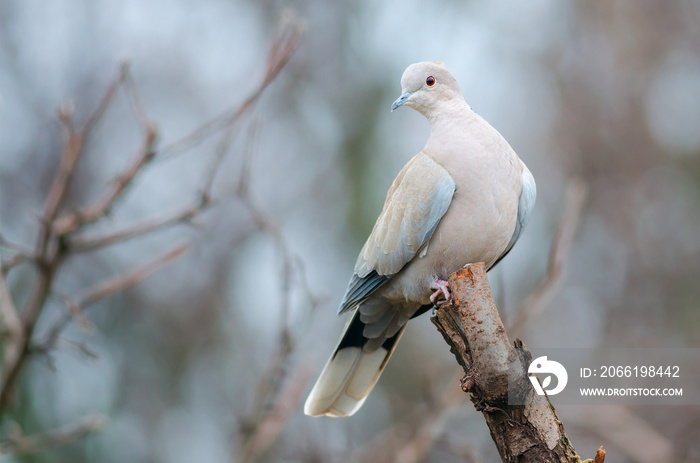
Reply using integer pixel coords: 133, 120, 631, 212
528, 356, 568, 396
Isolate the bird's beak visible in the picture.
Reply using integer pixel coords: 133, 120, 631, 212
391, 92, 412, 112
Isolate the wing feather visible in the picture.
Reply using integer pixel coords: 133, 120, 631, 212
338, 153, 455, 314
489, 161, 536, 270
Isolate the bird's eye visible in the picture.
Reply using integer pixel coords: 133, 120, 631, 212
426, 76, 436, 86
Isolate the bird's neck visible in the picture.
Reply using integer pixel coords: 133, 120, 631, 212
425, 99, 475, 129
425, 100, 478, 143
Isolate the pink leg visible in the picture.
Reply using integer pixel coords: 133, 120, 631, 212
430, 279, 451, 306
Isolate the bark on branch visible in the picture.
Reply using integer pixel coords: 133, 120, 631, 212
431, 263, 601, 463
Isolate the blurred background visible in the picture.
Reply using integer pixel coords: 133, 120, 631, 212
1, 0, 699, 462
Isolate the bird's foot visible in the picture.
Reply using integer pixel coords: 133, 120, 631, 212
430, 279, 451, 307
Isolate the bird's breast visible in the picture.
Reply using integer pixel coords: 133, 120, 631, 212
378, 149, 521, 306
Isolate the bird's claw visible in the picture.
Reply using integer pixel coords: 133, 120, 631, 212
430, 279, 451, 307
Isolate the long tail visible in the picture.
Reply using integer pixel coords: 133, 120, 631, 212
304, 310, 407, 417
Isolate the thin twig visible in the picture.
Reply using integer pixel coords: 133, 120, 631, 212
158, 14, 304, 159
237, 364, 313, 463
54, 14, 304, 239
83, 62, 129, 133
33, 243, 189, 354
391, 372, 465, 463
67, 198, 213, 252
0, 233, 33, 258
231, 187, 323, 460
0, 413, 105, 456
39, 106, 85, 243
123, 68, 151, 133
353, 371, 466, 463
509, 179, 588, 333
1, 253, 33, 272
78, 243, 188, 308
0, 12, 305, 452
0, 259, 22, 367
52, 126, 158, 235
1, 100, 88, 417
230, 33, 330, 457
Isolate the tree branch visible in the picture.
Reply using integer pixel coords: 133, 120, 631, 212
0, 413, 104, 456
52, 125, 158, 236
0, 12, 305, 455
83, 63, 129, 134
236, 364, 313, 463
1, 107, 85, 418
0, 260, 22, 370
0, 64, 135, 417
34, 243, 189, 353
79, 243, 189, 308
158, 12, 305, 159
431, 263, 599, 463
66, 198, 212, 253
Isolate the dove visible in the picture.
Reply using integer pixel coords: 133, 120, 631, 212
304, 61, 536, 417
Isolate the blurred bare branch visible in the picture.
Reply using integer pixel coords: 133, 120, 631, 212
509, 179, 588, 333
0, 260, 22, 372
224, 36, 340, 457
83, 63, 129, 133
52, 124, 158, 235
0, 13, 305, 458
80, 243, 189, 307
0, 230, 35, 271
391, 373, 465, 463
0, 253, 33, 272
67, 198, 213, 252
237, 364, 313, 463
353, 371, 466, 463
0, 91, 93, 418
122, 66, 151, 132
0, 413, 105, 457
33, 243, 188, 354
0, 234, 34, 260
159, 12, 305, 159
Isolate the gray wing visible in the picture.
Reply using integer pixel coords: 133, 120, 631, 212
338, 153, 455, 314
490, 162, 536, 270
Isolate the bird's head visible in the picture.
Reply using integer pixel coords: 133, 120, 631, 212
391, 61, 464, 117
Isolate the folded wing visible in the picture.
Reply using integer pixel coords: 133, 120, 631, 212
339, 153, 455, 314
